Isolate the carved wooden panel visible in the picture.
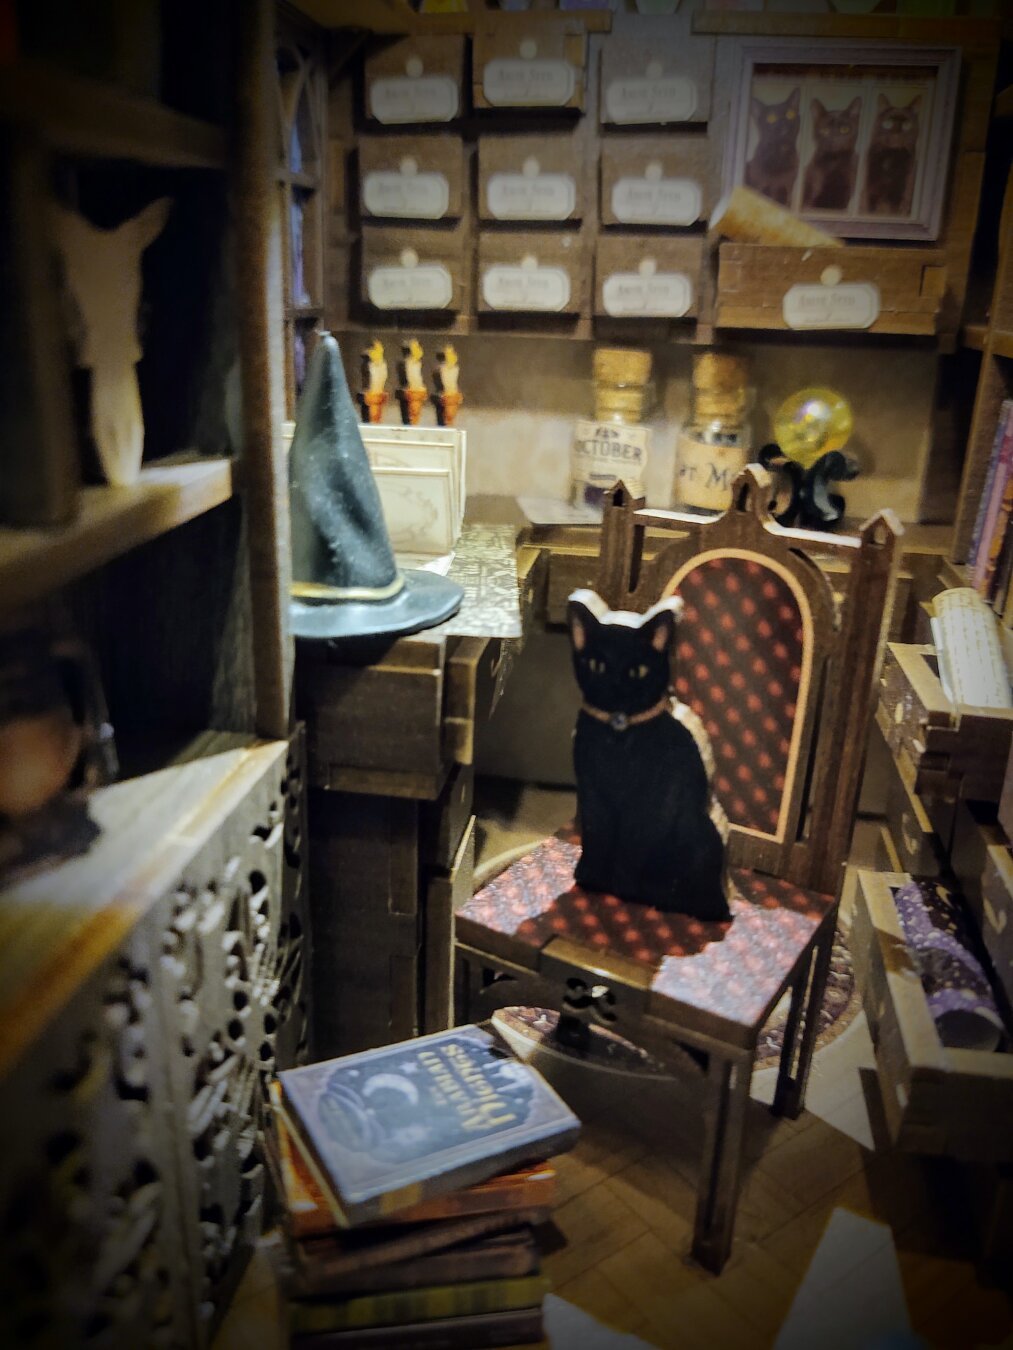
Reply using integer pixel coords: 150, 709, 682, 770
0, 733, 310, 1348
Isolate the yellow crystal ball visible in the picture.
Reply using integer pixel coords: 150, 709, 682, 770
773, 388, 853, 470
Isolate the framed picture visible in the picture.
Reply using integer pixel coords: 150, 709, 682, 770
722, 38, 960, 240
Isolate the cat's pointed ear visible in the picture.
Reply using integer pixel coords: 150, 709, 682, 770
787, 87, 800, 111
877, 92, 890, 113
567, 591, 600, 652
641, 597, 682, 654
811, 98, 825, 120
847, 96, 862, 117
906, 94, 922, 114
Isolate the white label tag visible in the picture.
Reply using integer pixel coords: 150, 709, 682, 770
611, 175, 702, 225
487, 171, 576, 220
782, 282, 880, 330
482, 58, 576, 107
482, 263, 571, 311
571, 420, 649, 497
605, 74, 697, 124
602, 270, 692, 318
369, 75, 459, 124
367, 263, 454, 310
362, 171, 450, 219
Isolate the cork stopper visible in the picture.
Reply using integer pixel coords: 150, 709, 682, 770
693, 352, 748, 392
593, 347, 653, 388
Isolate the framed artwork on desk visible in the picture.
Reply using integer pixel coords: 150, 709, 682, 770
722, 38, 960, 240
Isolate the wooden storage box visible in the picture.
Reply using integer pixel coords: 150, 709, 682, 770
874, 723, 945, 879
594, 234, 703, 320
358, 135, 465, 221
850, 868, 1013, 1163
599, 136, 713, 228
950, 799, 1013, 1010
360, 224, 466, 313
715, 244, 946, 336
879, 642, 1013, 803
478, 134, 583, 224
599, 33, 713, 125
477, 231, 587, 316
364, 35, 465, 125
473, 21, 586, 112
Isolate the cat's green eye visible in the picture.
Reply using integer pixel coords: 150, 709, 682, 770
766, 112, 777, 122
630, 665, 649, 679
786, 109, 796, 119
589, 657, 606, 674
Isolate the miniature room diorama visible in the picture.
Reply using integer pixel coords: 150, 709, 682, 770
2, 1, 1013, 1347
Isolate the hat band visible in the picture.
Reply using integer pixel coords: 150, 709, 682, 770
291, 573, 406, 603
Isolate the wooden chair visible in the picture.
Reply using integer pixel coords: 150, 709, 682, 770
455, 466, 901, 1272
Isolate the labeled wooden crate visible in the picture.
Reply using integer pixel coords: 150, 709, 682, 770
879, 642, 1013, 803
715, 243, 946, 336
850, 868, 1013, 1163
478, 133, 583, 224
599, 135, 713, 228
599, 32, 713, 125
594, 234, 703, 320
364, 35, 465, 125
875, 724, 945, 879
950, 799, 1013, 1011
473, 21, 586, 112
358, 135, 465, 221
477, 231, 587, 316
360, 223, 467, 313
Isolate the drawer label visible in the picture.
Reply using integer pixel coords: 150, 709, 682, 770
487, 170, 576, 221
611, 174, 702, 225
369, 74, 459, 124
483, 57, 576, 107
363, 170, 451, 219
482, 261, 571, 311
368, 262, 454, 310
605, 74, 697, 124
602, 268, 692, 318
783, 282, 880, 330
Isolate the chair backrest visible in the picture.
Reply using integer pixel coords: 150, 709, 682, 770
594, 466, 901, 895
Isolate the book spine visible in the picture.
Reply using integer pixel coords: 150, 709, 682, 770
293, 1232, 540, 1299
364, 1170, 557, 1228
969, 400, 1013, 566
290, 1306, 545, 1349
975, 405, 1013, 595
982, 476, 1013, 601
289, 1274, 548, 1335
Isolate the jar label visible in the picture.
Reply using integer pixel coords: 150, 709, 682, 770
487, 172, 576, 221
363, 171, 450, 219
605, 74, 697, 124
368, 263, 454, 309
482, 263, 571, 311
571, 419, 649, 498
483, 58, 576, 107
369, 75, 459, 123
782, 282, 880, 330
611, 175, 701, 225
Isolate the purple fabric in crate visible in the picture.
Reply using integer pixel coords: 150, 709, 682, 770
894, 879, 1005, 1051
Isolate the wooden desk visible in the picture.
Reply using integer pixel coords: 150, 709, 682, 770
297, 524, 547, 1055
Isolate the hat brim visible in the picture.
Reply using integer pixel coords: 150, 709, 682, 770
291, 568, 464, 641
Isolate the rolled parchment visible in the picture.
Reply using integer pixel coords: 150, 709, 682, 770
894, 878, 1005, 1052
710, 186, 843, 249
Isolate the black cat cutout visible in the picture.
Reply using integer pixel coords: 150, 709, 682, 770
568, 590, 731, 922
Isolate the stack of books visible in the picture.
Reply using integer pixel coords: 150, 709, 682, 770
269, 1025, 581, 1348
969, 397, 1013, 619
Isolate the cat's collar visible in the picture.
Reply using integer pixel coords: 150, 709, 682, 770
580, 694, 670, 733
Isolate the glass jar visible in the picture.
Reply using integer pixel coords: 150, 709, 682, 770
674, 353, 752, 513
571, 349, 654, 510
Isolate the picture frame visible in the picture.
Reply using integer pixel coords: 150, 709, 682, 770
722, 38, 960, 241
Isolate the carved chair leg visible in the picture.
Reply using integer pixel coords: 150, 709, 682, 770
771, 916, 835, 1120
692, 1049, 753, 1274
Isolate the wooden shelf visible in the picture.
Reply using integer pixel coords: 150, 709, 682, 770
0, 733, 287, 1078
693, 11, 999, 40
0, 456, 234, 611
288, 0, 614, 31
992, 330, 1013, 360
0, 60, 227, 168
288, 304, 324, 319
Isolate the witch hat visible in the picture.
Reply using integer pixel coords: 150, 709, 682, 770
289, 332, 464, 640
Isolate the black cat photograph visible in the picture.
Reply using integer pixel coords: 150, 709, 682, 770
801, 95, 862, 213
567, 589, 731, 923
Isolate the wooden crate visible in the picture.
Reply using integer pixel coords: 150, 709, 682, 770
473, 21, 587, 112
599, 135, 714, 228
715, 243, 946, 336
598, 31, 713, 125
875, 723, 945, 879
878, 642, 1013, 803
363, 35, 465, 125
850, 868, 1013, 1163
360, 224, 467, 314
478, 133, 583, 224
358, 134, 466, 222
477, 231, 587, 316
950, 799, 1013, 1011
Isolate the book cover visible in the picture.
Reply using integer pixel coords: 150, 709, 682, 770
980, 417, 1013, 599
272, 1091, 557, 1237
289, 1305, 545, 1348
289, 1273, 548, 1335
292, 1207, 553, 1281
969, 399, 1013, 566
291, 1227, 540, 1299
276, 1025, 580, 1226
973, 402, 1013, 593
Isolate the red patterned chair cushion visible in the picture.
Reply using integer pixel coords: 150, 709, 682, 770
457, 833, 834, 1033
673, 557, 805, 836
